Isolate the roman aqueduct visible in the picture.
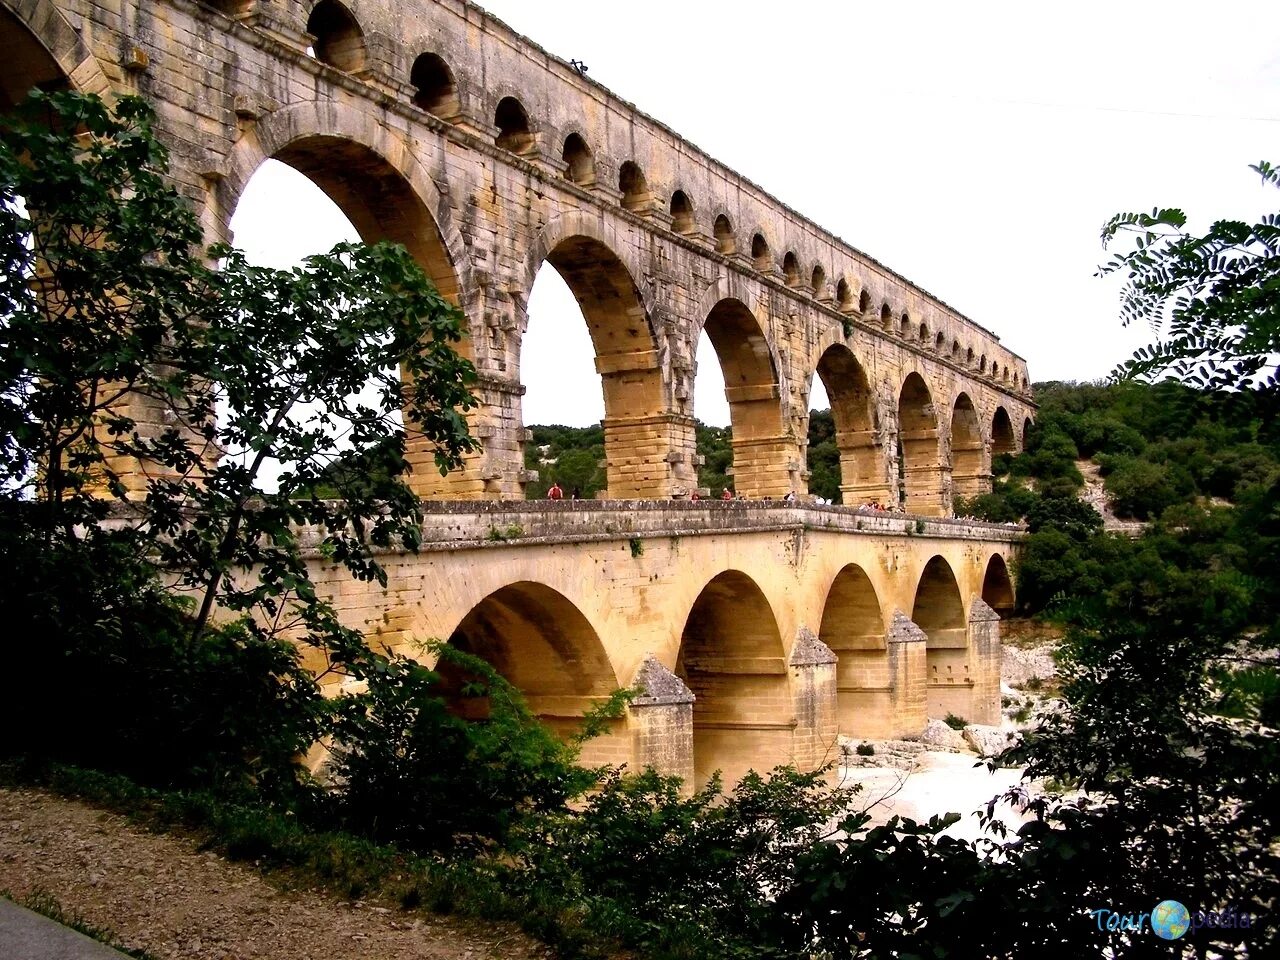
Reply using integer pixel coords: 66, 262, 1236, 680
3, 0, 1036, 783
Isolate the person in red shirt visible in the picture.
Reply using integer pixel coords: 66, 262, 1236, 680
721, 487, 734, 500
548, 482, 563, 500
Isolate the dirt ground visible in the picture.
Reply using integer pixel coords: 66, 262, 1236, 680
0, 787, 551, 960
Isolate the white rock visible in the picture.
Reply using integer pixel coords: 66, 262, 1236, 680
920, 718, 967, 751
963, 724, 1018, 757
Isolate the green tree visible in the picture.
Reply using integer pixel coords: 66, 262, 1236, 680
1099, 161, 1280, 400
0, 90, 477, 789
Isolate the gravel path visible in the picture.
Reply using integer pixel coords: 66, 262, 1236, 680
0, 788, 549, 960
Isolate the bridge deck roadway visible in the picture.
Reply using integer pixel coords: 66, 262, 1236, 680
301, 501, 1019, 787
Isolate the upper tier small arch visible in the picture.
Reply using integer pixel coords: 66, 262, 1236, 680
409, 52, 457, 116
494, 96, 535, 154
306, 0, 366, 73
561, 132, 594, 185
713, 214, 735, 254
670, 190, 694, 234
619, 161, 650, 212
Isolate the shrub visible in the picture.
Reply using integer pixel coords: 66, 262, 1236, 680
0, 524, 322, 801
520, 765, 851, 956
327, 646, 620, 854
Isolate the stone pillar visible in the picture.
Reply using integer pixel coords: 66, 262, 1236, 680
788, 627, 839, 771
968, 598, 1002, 725
628, 654, 695, 784
901, 425, 948, 516
406, 373, 531, 499
950, 438, 991, 500
887, 611, 928, 738
837, 428, 892, 507
601, 412, 698, 498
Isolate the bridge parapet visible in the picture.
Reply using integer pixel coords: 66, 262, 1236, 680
402, 499, 1026, 550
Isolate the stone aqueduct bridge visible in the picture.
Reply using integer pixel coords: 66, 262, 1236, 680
4, 0, 1035, 781
305, 501, 1019, 786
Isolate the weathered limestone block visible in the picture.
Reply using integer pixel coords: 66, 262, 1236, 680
788, 627, 839, 771
962, 723, 1017, 758
629, 654, 694, 784
920, 717, 967, 751
967, 598, 1002, 726
887, 611, 928, 739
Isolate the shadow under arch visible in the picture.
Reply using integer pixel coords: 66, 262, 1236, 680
523, 216, 670, 497
912, 555, 970, 720
677, 569, 790, 787
898, 372, 944, 515
810, 343, 886, 505
443, 580, 624, 766
992, 405, 1016, 459
982, 553, 1015, 617
700, 297, 788, 497
818, 563, 888, 737
950, 392, 986, 501
0, 0, 112, 110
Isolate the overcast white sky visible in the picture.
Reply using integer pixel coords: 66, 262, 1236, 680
231, 0, 1280, 428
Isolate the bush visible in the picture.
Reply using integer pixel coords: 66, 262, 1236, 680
1104, 456, 1184, 519
327, 646, 617, 854
520, 765, 851, 957
0, 524, 322, 800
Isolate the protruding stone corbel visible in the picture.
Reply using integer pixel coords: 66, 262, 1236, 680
121, 44, 149, 73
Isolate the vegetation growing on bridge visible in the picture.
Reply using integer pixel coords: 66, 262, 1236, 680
2, 92, 1277, 959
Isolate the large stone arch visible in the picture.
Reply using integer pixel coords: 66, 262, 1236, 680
981, 553, 1015, 617
442, 580, 625, 766
218, 100, 471, 307
950, 392, 987, 502
992, 405, 1016, 459
695, 279, 791, 497
0, 0, 113, 109
911, 555, 970, 720
897, 371, 945, 515
219, 100, 476, 495
521, 214, 668, 497
809, 343, 888, 505
818, 563, 889, 736
676, 569, 790, 786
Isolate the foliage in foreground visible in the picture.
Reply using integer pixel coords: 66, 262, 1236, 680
3, 92, 1278, 958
